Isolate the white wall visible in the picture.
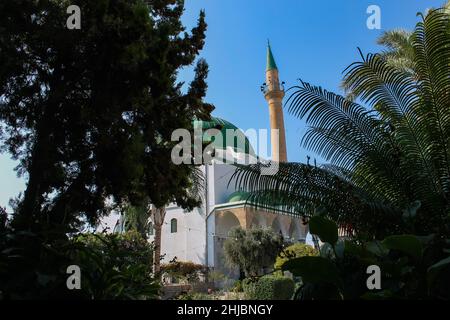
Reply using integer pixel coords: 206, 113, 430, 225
211, 163, 238, 205
96, 211, 120, 233
149, 206, 207, 265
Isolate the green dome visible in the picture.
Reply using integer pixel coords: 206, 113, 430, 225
193, 117, 255, 156
227, 191, 250, 203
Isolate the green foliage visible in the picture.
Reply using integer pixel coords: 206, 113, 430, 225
232, 280, 244, 293
382, 235, 423, 260
224, 227, 284, 277
73, 231, 158, 299
232, 5, 450, 240
0, 0, 212, 299
309, 215, 338, 245
177, 292, 213, 300
283, 256, 342, 289
0, 0, 212, 236
76, 230, 153, 273
274, 243, 318, 270
121, 204, 152, 239
243, 276, 295, 300
370, 1, 450, 76
0, 229, 159, 299
282, 215, 450, 300
161, 260, 207, 283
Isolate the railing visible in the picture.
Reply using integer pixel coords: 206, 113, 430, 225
260, 81, 285, 95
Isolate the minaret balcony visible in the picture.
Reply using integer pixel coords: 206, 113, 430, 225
260, 82, 285, 95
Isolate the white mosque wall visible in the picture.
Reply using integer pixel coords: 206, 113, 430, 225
206, 212, 216, 268
148, 205, 207, 266
210, 163, 239, 205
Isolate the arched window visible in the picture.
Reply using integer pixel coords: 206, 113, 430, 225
148, 221, 154, 236
170, 218, 177, 233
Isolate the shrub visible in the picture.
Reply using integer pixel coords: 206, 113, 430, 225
177, 292, 213, 300
244, 276, 295, 300
77, 230, 153, 267
73, 231, 159, 299
0, 230, 159, 299
274, 243, 318, 270
224, 227, 284, 277
283, 215, 450, 300
232, 280, 243, 293
161, 260, 207, 283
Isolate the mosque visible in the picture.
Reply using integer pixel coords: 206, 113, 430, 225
99, 44, 311, 277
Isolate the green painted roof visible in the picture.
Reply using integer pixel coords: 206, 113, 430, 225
227, 191, 250, 203
266, 42, 278, 71
193, 117, 255, 156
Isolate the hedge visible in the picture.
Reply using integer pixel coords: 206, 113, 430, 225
244, 276, 295, 300
274, 243, 318, 270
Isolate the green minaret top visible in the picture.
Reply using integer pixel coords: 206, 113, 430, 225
266, 41, 278, 71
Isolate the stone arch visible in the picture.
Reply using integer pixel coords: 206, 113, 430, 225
271, 217, 284, 237
288, 220, 302, 241
216, 211, 241, 238
249, 213, 266, 229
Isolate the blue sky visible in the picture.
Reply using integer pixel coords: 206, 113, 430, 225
0, 0, 445, 210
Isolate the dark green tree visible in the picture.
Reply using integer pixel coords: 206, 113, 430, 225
0, 0, 213, 238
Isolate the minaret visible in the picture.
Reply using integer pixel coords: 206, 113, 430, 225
263, 42, 288, 162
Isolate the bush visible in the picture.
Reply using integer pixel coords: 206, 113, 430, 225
161, 260, 207, 283
283, 215, 450, 300
72, 231, 159, 299
77, 230, 153, 267
232, 280, 243, 293
244, 276, 295, 300
0, 229, 159, 299
224, 227, 284, 277
177, 292, 213, 300
274, 243, 318, 270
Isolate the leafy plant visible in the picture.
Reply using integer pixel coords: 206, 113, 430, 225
161, 260, 207, 283
177, 292, 213, 300
243, 275, 295, 300
74, 232, 159, 300
0, 229, 159, 300
274, 243, 318, 270
231, 280, 244, 293
282, 214, 450, 300
224, 227, 284, 277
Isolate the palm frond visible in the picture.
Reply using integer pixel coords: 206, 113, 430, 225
286, 81, 413, 205
186, 165, 205, 203
231, 4, 450, 239
231, 162, 402, 238
413, 8, 450, 196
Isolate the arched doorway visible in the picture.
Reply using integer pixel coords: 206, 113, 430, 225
216, 211, 241, 237
214, 210, 242, 279
288, 220, 302, 242
271, 217, 284, 237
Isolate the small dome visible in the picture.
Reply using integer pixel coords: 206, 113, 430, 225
193, 117, 255, 156
227, 191, 250, 203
